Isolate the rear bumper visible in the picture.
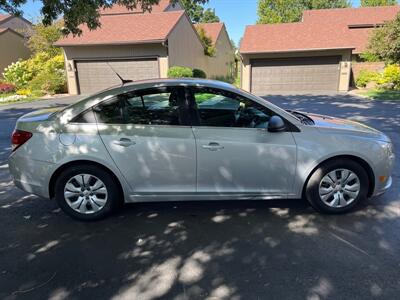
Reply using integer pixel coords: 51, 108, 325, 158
8, 153, 54, 199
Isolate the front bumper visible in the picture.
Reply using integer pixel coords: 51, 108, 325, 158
374, 176, 393, 196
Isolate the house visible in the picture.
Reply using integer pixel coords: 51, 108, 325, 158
195, 22, 235, 78
240, 6, 400, 95
0, 14, 32, 76
55, 0, 234, 95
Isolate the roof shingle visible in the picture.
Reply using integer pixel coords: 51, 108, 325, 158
240, 5, 400, 54
194, 22, 224, 45
100, 0, 172, 15
55, 11, 184, 46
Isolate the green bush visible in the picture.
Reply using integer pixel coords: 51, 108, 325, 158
3, 52, 66, 94
355, 69, 380, 88
167, 66, 193, 78
378, 64, 400, 90
213, 75, 235, 84
193, 68, 207, 78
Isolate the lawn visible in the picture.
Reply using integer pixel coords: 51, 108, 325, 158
0, 94, 43, 106
361, 89, 400, 101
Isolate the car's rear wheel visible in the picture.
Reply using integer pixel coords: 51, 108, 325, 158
55, 165, 121, 221
305, 159, 369, 214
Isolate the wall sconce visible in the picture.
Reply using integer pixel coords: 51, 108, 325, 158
67, 62, 72, 72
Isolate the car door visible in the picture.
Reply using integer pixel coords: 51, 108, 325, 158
187, 86, 297, 197
94, 86, 196, 194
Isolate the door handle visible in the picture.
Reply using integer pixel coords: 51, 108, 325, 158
113, 138, 135, 147
202, 142, 224, 151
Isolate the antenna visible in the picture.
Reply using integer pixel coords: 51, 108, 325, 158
106, 62, 133, 85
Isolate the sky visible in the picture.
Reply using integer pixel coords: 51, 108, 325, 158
5, 0, 362, 45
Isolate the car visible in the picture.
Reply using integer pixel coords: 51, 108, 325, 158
8, 79, 395, 220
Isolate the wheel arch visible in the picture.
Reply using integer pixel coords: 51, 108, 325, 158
302, 155, 375, 198
49, 160, 125, 201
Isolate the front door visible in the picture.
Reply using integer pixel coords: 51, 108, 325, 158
188, 87, 297, 196
95, 87, 196, 194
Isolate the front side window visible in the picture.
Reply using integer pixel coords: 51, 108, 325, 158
191, 87, 272, 128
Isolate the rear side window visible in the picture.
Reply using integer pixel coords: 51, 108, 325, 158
94, 97, 124, 124
123, 88, 185, 125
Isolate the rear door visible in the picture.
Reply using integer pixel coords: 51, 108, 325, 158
95, 86, 196, 194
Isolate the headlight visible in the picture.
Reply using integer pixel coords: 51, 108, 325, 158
380, 142, 394, 158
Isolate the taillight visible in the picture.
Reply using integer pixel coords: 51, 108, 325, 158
11, 130, 33, 152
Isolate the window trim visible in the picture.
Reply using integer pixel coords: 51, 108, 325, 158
185, 86, 300, 132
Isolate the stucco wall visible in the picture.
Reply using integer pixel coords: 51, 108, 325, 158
0, 30, 31, 76
62, 44, 168, 95
241, 49, 352, 92
167, 15, 207, 72
204, 26, 235, 78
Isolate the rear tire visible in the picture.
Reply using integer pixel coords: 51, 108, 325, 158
305, 159, 369, 214
54, 164, 121, 221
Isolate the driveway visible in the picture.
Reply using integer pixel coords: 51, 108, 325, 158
0, 94, 399, 300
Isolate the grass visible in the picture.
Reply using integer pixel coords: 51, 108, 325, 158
361, 89, 400, 101
0, 94, 44, 106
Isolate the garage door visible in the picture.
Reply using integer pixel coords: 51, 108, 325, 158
76, 59, 159, 94
251, 56, 341, 95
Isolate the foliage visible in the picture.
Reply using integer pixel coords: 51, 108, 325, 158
359, 51, 381, 62
16, 88, 32, 96
366, 13, 400, 64
257, 0, 351, 24
197, 27, 216, 56
167, 66, 194, 78
213, 75, 235, 84
362, 89, 400, 100
180, 0, 219, 23
378, 64, 400, 89
27, 21, 63, 56
0, 1, 210, 35
356, 69, 381, 88
193, 68, 207, 78
3, 60, 33, 89
0, 82, 16, 94
3, 53, 66, 94
360, 0, 397, 6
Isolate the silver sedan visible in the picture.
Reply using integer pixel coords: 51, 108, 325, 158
8, 79, 395, 220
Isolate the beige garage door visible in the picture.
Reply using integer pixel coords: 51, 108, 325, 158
251, 56, 341, 95
76, 59, 159, 94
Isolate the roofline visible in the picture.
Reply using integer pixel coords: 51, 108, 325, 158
54, 39, 166, 47
0, 13, 32, 26
0, 27, 26, 38
240, 47, 355, 55
303, 4, 400, 14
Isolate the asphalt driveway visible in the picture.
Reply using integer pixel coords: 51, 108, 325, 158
0, 94, 399, 300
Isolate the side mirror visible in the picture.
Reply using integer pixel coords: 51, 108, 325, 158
268, 115, 286, 132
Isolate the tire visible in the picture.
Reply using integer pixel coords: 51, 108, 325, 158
305, 159, 369, 214
54, 164, 121, 221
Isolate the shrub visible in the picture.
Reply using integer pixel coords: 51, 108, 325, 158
378, 64, 400, 90
0, 82, 16, 94
16, 88, 32, 96
213, 75, 235, 84
3, 60, 33, 89
355, 69, 380, 88
167, 66, 193, 78
193, 68, 207, 78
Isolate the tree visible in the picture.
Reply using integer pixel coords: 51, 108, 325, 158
27, 21, 63, 57
180, 0, 219, 23
257, 0, 351, 24
196, 27, 216, 56
0, 0, 209, 35
360, 0, 397, 7
365, 13, 400, 63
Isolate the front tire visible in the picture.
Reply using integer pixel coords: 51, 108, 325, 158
54, 165, 121, 221
305, 159, 369, 214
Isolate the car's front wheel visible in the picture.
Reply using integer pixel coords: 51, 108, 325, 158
54, 165, 121, 221
305, 159, 369, 214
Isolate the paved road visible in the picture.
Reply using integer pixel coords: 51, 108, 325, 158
0, 94, 399, 300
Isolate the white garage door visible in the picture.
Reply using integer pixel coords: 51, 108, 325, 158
251, 56, 341, 95
76, 59, 159, 94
